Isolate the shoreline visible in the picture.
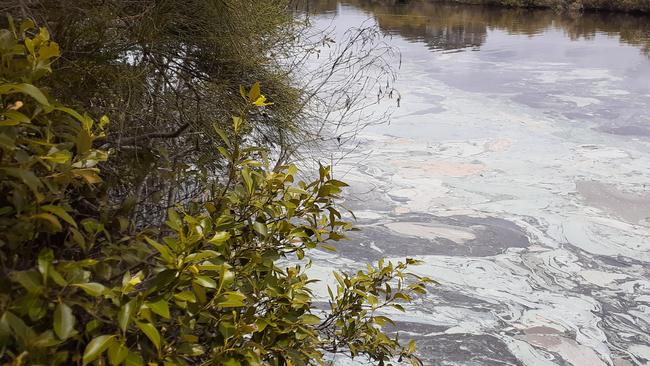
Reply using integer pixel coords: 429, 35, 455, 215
422, 0, 650, 13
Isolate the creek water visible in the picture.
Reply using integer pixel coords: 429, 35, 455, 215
303, 1, 650, 365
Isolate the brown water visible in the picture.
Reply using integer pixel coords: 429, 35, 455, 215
303, 1, 650, 366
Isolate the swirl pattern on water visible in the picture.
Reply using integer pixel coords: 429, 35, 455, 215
303, 1, 650, 365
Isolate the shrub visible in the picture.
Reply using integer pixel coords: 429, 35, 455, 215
0, 21, 431, 366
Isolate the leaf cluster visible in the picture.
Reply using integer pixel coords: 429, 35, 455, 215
0, 23, 433, 366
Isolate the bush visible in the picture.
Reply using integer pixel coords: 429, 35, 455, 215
0, 21, 431, 366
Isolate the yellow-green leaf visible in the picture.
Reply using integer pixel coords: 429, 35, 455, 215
193, 276, 216, 289
41, 205, 77, 228
72, 282, 106, 296
252, 222, 267, 236
10, 270, 42, 293
108, 342, 129, 366
53, 303, 75, 340
72, 169, 102, 184
82, 334, 116, 365
248, 82, 261, 102
124, 351, 143, 366
217, 291, 247, 308
9, 83, 50, 106
224, 359, 241, 366
144, 236, 174, 263
43, 149, 72, 164
207, 231, 230, 246
136, 321, 161, 350
118, 299, 136, 333
173, 291, 196, 303
145, 299, 170, 319
299, 314, 321, 325
1, 110, 30, 125
31, 213, 62, 231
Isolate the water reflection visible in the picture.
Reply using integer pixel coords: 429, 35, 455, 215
300, 1, 650, 365
305, 0, 650, 56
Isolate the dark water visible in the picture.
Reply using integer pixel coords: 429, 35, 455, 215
304, 1, 650, 366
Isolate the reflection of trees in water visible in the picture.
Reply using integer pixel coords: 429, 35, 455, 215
307, 0, 650, 55
297, 0, 340, 14
350, 1, 490, 50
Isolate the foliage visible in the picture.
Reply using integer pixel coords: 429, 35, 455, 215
0, 23, 432, 366
422, 0, 650, 12
0, 19, 108, 254
0, 0, 401, 229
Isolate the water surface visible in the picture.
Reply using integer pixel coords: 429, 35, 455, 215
305, 2, 650, 365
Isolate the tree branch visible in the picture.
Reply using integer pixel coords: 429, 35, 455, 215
100, 122, 190, 149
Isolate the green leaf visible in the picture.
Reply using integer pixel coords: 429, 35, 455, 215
173, 291, 196, 303
39, 41, 60, 60
72, 282, 106, 296
1, 168, 43, 197
232, 115, 242, 132
372, 315, 395, 327
99, 115, 109, 129
367, 294, 379, 307
253, 95, 273, 106
108, 342, 129, 366
41, 205, 78, 228
136, 321, 161, 350
241, 167, 253, 194
43, 149, 72, 164
117, 299, 136, 333
146, 269, 177, 295
0, 133, 16, 150
124, 351, 143, 366
321, 244, 337, 252
72, 168, 102, 184
166, 209, 182, 231
49, 268, 68, 287
298, 314, 321, 325
252, 222, 267, 236
37, 248, 54, 277
53, 303, 75, 340
7, 83, 50, 106
407, 339, 417, 353
217, 146, 231, 161
224, 359, 241, 366
82, 334, 116, 365
248, 82, 261, 102
219, 268, 235, 289
193, 276, 217, 289
10, 270, 42, 293
76, 129, 92, 154
217, 291, 247, 308
31, 213, 62, 231
207, 231, 230, 246
55, 106, 86, 124
1, 311, 35, 343
31, 330, 61, 348
19, 19, 35, 36
287, 186, 310, 195
144, 236, 174, 263
213, 126, 231, 148
1, 110, 30, 124
145, 299, 170, 319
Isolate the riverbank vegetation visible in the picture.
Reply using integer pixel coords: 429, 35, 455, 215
402, 0, 650, 12
336, 0, 650, 55
0, 3, 429, 365
448, 0, 649, 12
